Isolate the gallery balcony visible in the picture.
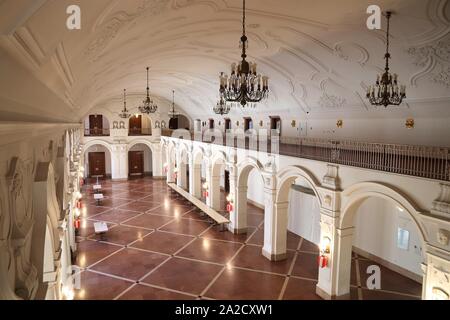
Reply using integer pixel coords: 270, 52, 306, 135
84, 128, 110, 137
128, 128, 152, 136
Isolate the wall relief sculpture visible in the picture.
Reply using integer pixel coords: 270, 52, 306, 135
5, 157, 38, 299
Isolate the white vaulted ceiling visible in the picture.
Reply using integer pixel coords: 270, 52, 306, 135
0, 0, 449, 127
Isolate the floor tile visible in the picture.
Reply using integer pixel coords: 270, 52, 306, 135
205, 268, 285, 300
177, 238, 242, 264
75, 271, 132, 300
90, 248, 168, 280
142, 257, 222, 295
160, 218, 211, 236
89, 225, 151, 246
75, 240, 122, 268
90, 208, 141, 224
291, 252, 319, 280
124, 214, 174, 229
118, 284, 195, 300
282, 278, 322, 300
130, 231, 194, 255
231, 245, 295, 274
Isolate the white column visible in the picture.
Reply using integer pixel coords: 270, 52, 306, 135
178, 163, 187, 189
262, 197, 288, 261
205, 162, 213, 207
210, 174, 221, 211
231, 185, 248, 233
190, 161, 202, 198
111, 144, 128, 180
316, 218, 354, 300
152, 146, 163, 178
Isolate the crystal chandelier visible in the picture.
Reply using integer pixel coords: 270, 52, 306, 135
138, 67, 158, 114
213, 98, 230, 115
168, 90, 180, 119
118, 89, 131, 119
219, 0, 269, 107
366, 12, 406, 107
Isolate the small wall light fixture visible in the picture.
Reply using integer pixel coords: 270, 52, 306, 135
336, 119, 343, 128
405, 118, 414, 129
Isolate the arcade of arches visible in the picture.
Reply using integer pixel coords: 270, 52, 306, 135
0, 0, 450, 302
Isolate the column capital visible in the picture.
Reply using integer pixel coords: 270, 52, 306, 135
322, 164, 341, 190
432, 183, 450, 219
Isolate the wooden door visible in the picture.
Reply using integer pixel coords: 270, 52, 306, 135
89, 115, 103, 135
224, 170, 230, 193
209, 119, 215, 129
270, 116, 281, 135
224, 118, 231, 130
129, 151, 144, 176
244, 118, 253, 131
129, 115, 142, 135
88, 152, 106, 178
169, 117, 178, 130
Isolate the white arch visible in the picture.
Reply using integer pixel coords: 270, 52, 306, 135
126, 139, 156, 154
82, 139, 113, 156
275, 165, 322, 205
237, 156, 265, 187
193, 145, 206, 164
340, 182, 427, 242
211, 150, 228, 176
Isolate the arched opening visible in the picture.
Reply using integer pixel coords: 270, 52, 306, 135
209, 152, 228, 213
129, 114, 152, 136
84, 144, 112, 180
272, 171, 322, 293
84, 114, 110, 136
234, 159, 265, 234
169, 114, 190, 130
339, 190, 425, 300
176, 146, 189, 190
191, 147, 204, 198
128, 143, 153, 178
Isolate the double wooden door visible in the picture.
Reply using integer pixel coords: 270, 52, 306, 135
89, 115, 103, 135
129, 151, 144, 176
129, 115, 142, 135
88, 152, 106, 178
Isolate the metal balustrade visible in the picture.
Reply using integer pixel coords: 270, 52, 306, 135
128, 127, 152, 136
84, 128, 110, 136
161, 129, 449, 182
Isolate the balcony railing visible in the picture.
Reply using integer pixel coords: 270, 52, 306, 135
84, 128, 110, 136
128, 128, 152, 136
161, 130, 450, 182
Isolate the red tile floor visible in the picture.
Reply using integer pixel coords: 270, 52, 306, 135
74, 177, 422, 300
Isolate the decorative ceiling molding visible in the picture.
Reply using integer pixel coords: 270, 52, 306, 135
51, 43, 75, 88
6, 26, 45, 69
408, 36, 450, 88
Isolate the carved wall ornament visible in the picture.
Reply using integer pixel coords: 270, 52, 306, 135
318, 93, 346, 109
431, 183, 450, 217
113, 121, 118, 129
437, 229, 450, 246
85, 0, 170, 61
324, 195, 332, 206
432, 287, 449, 300
408, 38, 450, 88
119, 121, 125, 129
155, 121, 160, 128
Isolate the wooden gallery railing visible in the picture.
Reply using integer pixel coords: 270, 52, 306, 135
162, 130, 449, 182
